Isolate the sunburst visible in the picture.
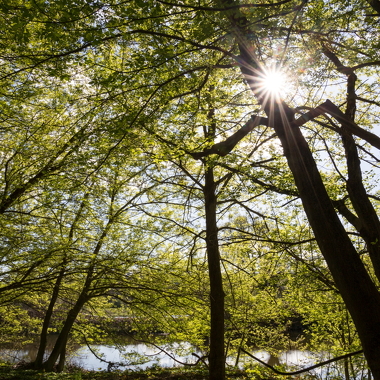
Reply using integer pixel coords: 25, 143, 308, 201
258, 67, 288, 97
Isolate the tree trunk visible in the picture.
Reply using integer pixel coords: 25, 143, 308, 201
34, 266, 66, 369
204, 165, 225, 380
267, 106, 380, 378
43, 293, 88, 371
341, 128, 380, 280
57, 343, 67, 372
224, 8, 380, 373
36, 195, 88, 370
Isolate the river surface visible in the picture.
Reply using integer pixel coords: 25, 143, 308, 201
0, 336, 366, 378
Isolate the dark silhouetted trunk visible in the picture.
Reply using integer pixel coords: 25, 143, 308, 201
222, 3, 380, 374
204, 165, 225, 380
43, 293, 88, 371
274, 105, 380, 379
57, 343, 66, 372
34, 267, 66, 369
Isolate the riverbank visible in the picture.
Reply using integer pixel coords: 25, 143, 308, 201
0, 366, 255, 380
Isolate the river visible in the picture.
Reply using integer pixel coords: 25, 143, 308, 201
0, 336, 368, 378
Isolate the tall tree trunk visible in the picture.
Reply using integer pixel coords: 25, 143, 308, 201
218, 1, 380, 374
204, 165, 225, 380
340, 72, 380, 280
341, 127, 380, 281
57, 343, 67, 372
264, 102, 380, 378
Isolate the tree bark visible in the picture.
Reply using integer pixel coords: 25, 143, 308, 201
341, 128, 380, 281
43, 293, 88, 372
57, 343, 67, 372
270, 106, 380, 378
204, 165, 225, 380
219, 1, 380, 373
34, 266, 66, 369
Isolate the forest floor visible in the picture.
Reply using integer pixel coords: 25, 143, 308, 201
0, 366, 264, 380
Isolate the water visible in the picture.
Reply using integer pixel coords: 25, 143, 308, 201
0, 337, 367, 378
70, 341, 201, 371
70, 345, 326, 372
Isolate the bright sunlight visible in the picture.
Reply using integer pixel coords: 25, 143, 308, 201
259, 67, 288, 97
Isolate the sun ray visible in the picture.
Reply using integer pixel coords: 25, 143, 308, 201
258, 67, 288, 98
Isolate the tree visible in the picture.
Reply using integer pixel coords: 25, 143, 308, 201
1, 0, 380, 378
203, 1, 380, 376
36, 151, 158, 371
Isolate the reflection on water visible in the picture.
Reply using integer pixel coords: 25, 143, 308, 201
70, 341, 200, 371
0, 337, 366, 378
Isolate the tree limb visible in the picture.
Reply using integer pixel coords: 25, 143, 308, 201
320, 100, 380, 150
241, 347, 364, 376
190, 115, 268, 159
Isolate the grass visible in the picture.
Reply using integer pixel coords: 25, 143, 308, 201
0, 365, 256, 380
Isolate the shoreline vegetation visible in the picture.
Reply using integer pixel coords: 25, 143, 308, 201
0, 366, 254, 380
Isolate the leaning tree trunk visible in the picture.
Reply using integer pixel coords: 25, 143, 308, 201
268, 102, 380, 378
43, 293, 88, 371
238, 37, 380, 377
214, 0, 380, 375
34, 266, 66, 369
36, 195, 88, 370
57, 343, 67, 372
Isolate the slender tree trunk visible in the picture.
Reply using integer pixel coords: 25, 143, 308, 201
341, 127, 380, 280
36, 194, 88, 369
43, 294, 88, 371
204, 165, 225, 380
43, 221, 107, 371
34, 266, 66, 369
57, 343, 66, 372
340, 73, 380, 281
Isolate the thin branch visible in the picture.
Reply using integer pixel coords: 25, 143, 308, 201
156, 0, 293, 11
241, 347, 364, 376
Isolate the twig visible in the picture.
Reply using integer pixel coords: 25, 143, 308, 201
241, 347, 364, 376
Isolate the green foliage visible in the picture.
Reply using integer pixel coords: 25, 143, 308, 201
0, 365, 251, 380
0, 0, 379, 377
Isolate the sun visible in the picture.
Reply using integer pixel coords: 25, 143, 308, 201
259, 67, 287, 97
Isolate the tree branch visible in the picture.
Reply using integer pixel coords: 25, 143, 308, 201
320, 100, 380, 150
190, 115, 268, 159
241, 347, 364, 376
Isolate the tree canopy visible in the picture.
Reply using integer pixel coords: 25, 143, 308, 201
0, 0, 380, 379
